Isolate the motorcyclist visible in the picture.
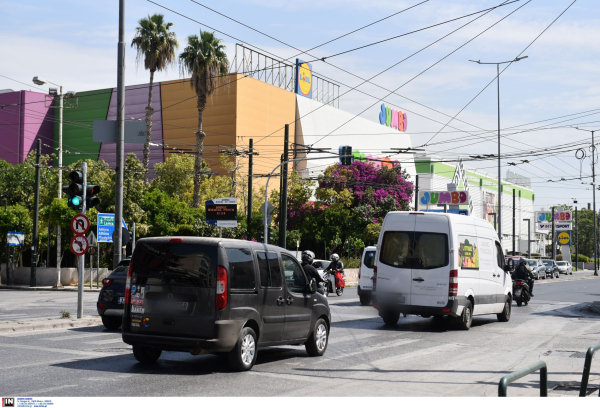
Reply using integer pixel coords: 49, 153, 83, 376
301, 250, 324, 294
324, 253, 344, 275
513, 258, 534, 297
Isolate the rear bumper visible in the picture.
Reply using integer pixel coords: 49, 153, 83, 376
374, 296, 462, 317
97, 304, 124, 317
357, 285, 373, 296
122, 319, 243, 353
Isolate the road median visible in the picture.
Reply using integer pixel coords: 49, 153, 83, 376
0, 316, 102, 334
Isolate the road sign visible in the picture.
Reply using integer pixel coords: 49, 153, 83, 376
71, 214, 90, 235
88, 231, 97, 246
88, 246, 97, 255
537, 222, 572, 231
112, 227, 130, 247
205, 197, 238, 227
70, 235, 89, 256
260, 201, 275, 214
7, 231, 25, 247
92, 120, 147, 143
557, 231, 571, 246
97, 213, 128, 243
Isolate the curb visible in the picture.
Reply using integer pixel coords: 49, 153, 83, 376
0, 285, 101, 292
0, 317, 102, 334
536, 275, 598, 285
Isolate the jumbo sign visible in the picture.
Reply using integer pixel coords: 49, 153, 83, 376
379, 104, 407, 131
536, 211, 572, 222
419, 191, 469, 206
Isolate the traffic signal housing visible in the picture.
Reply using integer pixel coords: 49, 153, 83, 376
339, 145, 353, 165
86, 184, 101, 209
64, 170, 83, 210
267, 226, 275, 244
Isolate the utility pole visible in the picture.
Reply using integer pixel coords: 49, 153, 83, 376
114, 0, 126, 268
248, 138, 253, 227
551, 207, 556, 261
30, 139, 41, 287
279, 125, 289, 248
4, 198, 8, 285
512, 188, 516, 255
575, 205, 578, 270
523, 218, 530, 258
77, 163, 87, 319
414, 174, 419, 211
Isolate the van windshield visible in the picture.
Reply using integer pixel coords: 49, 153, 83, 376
132, 241, 217, 288
380, 231, 448, 269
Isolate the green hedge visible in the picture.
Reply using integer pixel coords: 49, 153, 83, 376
341, 257, 361, 268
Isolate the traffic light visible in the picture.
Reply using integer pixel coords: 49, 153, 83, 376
267, 226, 274, 244
63, 170, 83, 210
339, 145, 353, 165
257, 229, 264, 242
86, 184, 101, 209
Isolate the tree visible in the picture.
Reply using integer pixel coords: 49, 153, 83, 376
179, 30, 229, 208
131, 13, 179, 183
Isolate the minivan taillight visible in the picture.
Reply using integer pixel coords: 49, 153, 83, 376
449, 269, 458, 297
358, 266, 362, 280
102, 278, 114, 287
124, 262, 133, 306
372, 265, 377, 291
216, 265, 228, 311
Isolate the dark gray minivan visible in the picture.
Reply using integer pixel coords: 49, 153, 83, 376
122, 237, 331, 371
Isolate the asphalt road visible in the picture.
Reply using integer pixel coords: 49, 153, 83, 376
1, 276, 599, 397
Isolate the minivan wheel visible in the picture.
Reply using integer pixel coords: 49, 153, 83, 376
359, 294, 371, 306
497, 297, 511, 322
228, 327, 258, 371
382, 310, 400, 326
457, 300, 473, 330
132, 345, 162, 364
305, 318, 329, 357
101, 315, 122, 330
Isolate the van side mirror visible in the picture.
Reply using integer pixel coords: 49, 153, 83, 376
308, 278, 316, 294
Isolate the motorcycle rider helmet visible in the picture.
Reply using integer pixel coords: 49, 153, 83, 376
301, 250, 315, 265
519, 258, 526, 265
330, 253, 339, 261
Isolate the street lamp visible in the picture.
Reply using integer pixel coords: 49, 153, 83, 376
573, 127, 600, 276
32, 76, 64, 288
469, 56, 528, 245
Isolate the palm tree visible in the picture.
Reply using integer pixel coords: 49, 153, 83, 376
131, 14, 178, 183
179, 30, 229, 208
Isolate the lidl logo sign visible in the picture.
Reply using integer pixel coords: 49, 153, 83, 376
295, 59, 312, 99
379, 104, 407, 132
557, 231, 571, 245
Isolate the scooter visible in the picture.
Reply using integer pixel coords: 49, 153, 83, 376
513, 279, 531, 306
322, 270, 345, 297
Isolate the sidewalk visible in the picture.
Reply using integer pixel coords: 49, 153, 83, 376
0, 284, 102, 292
0, 315, 102, 334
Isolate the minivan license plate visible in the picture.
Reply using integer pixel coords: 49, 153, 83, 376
117, 297, 124, 304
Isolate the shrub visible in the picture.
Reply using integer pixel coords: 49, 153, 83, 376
341, 257, 361, 268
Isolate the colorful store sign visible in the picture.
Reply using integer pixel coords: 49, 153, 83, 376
295, 59, 312, 99
537, 222, 572, 231
419, 191, 470, 206
536, 211, 572, 222
378, 104, 407, 132
557, 231, 571, 245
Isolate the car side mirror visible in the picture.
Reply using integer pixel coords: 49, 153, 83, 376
504, 265, 511, 273
308, 278, 316, 294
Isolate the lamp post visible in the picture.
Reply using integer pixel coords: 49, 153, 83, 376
488, 212, 497, 231
469, 56, 528, 245
573, 127, 600, 276
32, 76, 64, 288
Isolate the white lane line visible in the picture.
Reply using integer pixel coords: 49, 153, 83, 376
85, 338, 125, 345
19, 384, 78, 395
0, 343, 112, 357
48, 333, 115, 341
328, 332, 379, 345
324, 338, 420, 361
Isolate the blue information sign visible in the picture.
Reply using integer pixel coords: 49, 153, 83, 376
97, 213, 127, 243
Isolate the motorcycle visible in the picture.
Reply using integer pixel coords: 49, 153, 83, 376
513, 279, 531, 306
322, 270, 345, 297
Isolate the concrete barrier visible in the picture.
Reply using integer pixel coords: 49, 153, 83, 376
10, 267, 111, 287
344, 268, 358, 285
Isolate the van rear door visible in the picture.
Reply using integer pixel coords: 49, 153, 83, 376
410, 216, 451, 307
128, 240, 218, 338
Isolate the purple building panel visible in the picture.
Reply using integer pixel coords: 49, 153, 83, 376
99, 83, 164, 179
0, 90, 52, 164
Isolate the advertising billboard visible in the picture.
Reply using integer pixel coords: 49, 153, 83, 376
205, 197, 238, 228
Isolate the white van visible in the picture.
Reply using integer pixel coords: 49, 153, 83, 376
357, 246, 376, 306
373, 211, 512, 330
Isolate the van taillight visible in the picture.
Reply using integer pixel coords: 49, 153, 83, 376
449, 269, 458, 297
124, 262, 133, 306
102, 278, 114, 287
358, 266, 361, 280
372, 265, 377, 291
216, 265, 228, 311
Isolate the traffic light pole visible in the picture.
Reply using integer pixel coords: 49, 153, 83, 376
30, 139, 41, 287
77, 162, 87, 319
279, 125, 289, 248
114, 0, 126, 268
248, 139, 253, 226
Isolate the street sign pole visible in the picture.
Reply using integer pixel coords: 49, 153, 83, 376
114, 0, 126, 269
77, 162, 87, 319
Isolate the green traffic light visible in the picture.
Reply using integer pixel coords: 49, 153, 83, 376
71, 197, 80, 206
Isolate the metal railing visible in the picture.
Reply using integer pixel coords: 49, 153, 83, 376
498, 361, 548, 397
580, 341, 600, 397
231, 44, 340, 108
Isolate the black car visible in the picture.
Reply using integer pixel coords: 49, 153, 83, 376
97, 259, 130, 330
541, 259, 560, 279
122, 237, 331, 371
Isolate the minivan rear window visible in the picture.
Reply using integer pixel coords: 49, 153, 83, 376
380, 231, 448, 269
363, 251, 375, 269
132, 242, 217, 287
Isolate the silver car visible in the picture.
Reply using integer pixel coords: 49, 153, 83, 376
556, 261, 573, 275
526, 259, 545, 280
312, 260, 331, 279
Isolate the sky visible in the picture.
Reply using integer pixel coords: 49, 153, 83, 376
1, 0, 599, 211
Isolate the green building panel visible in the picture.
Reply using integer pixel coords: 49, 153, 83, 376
54, 89, 112, 167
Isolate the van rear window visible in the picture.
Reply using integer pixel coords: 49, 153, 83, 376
380, 231, 448, 269
132, 242, 217, 287
363, 251, 376, 269
226, 248, 255, 290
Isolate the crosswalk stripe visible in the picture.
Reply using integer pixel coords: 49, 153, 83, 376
85, 338, 125, 345
48, 332, 115, 341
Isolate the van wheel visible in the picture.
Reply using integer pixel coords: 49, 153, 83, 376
228, 327, 258, 371
457, 300, 473, 330
132, 345, 162, 364
359, 294, 371, 306
382, 311, 400, 326
305, 318, 329, 357
101, 315, 122, 330
497, 297, 511, 322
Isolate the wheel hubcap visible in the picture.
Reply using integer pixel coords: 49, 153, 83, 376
241, 334, 255, 365
315, 323, 327, 351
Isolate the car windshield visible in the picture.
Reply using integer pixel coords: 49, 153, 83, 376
556, 262, 567, 266
527, 261, 537, 266
542, 260, 552, 265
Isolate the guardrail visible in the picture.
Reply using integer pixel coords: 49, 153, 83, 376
579, 342, 600, 397
498, 361, 548, 397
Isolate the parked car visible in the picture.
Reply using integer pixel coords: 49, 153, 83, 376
525, 259, 546, 280
556, 261, 573, 275
541, 259, 560, 279
357, 246, 376, 306
97, 259, 130, 330
122, 237, 331, 371
374, 212, 512, 330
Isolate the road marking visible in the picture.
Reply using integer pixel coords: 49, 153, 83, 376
85, 338, 125, 345
328, 332, 379, 345
18, 384, 78, 395
48, 332, 115, 341
0, 343, 114, 357
324, 338, 419, 361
